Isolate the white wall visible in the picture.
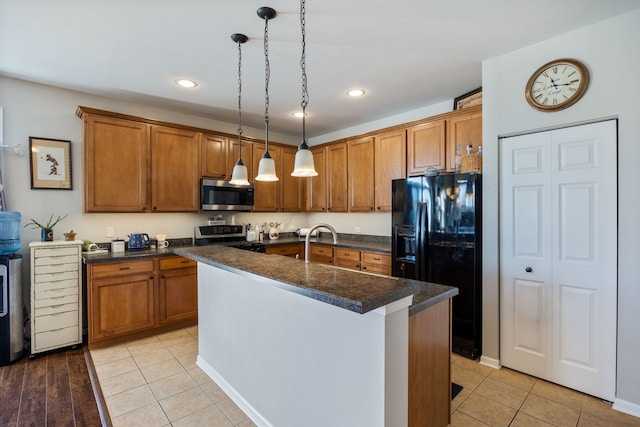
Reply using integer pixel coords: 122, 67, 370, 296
482, 9, 640, 408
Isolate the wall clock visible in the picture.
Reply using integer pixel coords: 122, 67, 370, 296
525, 58, 589, 112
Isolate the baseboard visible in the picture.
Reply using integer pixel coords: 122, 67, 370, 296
197, 355, 271, 427
613, 397, 640, 418
479, 355, 501, 370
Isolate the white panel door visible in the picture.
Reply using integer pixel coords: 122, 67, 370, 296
500, 120, 617, 401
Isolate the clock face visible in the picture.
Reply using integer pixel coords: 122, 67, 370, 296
525, 59, 589, 111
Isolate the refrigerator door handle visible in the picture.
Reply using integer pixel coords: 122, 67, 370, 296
0, 267, 6, 317
415, 202, 428, 281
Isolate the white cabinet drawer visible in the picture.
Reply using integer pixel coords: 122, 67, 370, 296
35, 278, 78, 292
34, 254, 79, 266
34, 294, 78, 308
35, 302, 78, 317
35, 310, 79, 332
34, 327, 80, 352
34, 247, 79, 258
35, 286, 77, 300
35, 262, 78, 274
34, 270, 79, 283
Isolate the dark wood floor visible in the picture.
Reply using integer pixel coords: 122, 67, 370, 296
0, 347, 103, 426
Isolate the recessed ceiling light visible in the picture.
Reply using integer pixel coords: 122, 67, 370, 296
347, 89, 365, 97
176, 79, 198, 88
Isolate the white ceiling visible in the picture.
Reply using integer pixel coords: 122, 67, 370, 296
1, 1, 639, 138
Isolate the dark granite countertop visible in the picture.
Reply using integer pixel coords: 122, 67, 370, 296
260, 236, 391, 253
173, 245, 457, 315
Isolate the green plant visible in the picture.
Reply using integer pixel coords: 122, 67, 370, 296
24, 214, 68, 230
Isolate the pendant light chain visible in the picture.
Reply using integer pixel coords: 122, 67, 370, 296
237, 40, 244, 147
263, 14, 271, 153
300, 0, 308, 143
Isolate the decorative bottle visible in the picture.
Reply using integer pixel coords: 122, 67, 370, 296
455, 144, 462, 172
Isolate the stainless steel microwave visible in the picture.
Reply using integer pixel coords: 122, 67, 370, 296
201, 179, 254, 211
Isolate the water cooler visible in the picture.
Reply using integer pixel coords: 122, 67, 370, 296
0, 211, 23, 366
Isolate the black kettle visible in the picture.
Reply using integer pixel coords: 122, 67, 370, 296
128, 233, 150, 250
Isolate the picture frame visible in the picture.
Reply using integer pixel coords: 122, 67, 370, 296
453, 87, 482, 110
29, 137, 72, 190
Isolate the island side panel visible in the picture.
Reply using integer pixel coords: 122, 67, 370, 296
196, 262, 410, 427
408, 298, 452, 427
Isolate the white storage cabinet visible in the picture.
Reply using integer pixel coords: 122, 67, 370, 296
29, 241, 82, 355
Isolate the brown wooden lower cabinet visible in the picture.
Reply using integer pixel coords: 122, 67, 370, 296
409, 299, 452, 427
86, 256, 197, 346
264, 243, 304, 259
309, 244, 334, 265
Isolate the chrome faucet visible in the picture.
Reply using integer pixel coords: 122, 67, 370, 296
305, 223, 338, 262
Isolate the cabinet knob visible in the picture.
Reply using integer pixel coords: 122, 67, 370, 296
141, 206, 146, 211
160, 274, 165, 279
152, 206, 157, 211
525, 267, 533, 273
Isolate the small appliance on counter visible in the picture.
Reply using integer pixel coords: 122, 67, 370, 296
128, 233, 150, 250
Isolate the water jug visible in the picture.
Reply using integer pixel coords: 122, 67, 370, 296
0, 212, 21, 255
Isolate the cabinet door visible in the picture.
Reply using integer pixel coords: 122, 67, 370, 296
327, 142, 348, 212
228, 140, 253, 182
201, 134, 228, 178
252, 143, 281, 212
307, 146, 327, 212
447, 111, 482, 171
83, 114, 150, 212
361, 251, 392, 276
265, 243, 304, 259
159, 266, 198, 324
407, 119, 446, 175
151, 126, 200, 212
334, 248, 361, 270
375, 130, 406, 211
280, 146, 304, 212
348, 136, 375, 212
309, 244, 334, 265
90, 273, 155, 341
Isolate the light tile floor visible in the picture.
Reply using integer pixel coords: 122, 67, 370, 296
91, 328, 640, 426
450, 353, 640, 426
90, 326, 255, 427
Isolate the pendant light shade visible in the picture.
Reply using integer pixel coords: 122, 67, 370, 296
229, 33, 251, 186
291, 0, 318, 177
255, 7, 279, 182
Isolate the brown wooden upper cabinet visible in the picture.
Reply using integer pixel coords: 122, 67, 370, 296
280, 146, 305, 212
407, 119, 447, 175
348, 136, 375, 212
82, 113, 200, 213
201, 134, 228, 179
251, 144, 304, 212
374, 130, 406, 211
307, 145, 328, 212
446, 110, 482, 171
327, 142, 349, 212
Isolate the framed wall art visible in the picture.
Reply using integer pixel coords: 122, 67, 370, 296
29, 137, 72, 190
453, 87, 482, 110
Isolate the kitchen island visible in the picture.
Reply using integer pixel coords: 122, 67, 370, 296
174, 245, 457, 427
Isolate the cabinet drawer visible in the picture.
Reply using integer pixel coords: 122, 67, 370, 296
362, 252, 391, 266
34, 270, 78, 283
34, 326, 80, 352
35, 262, 78, 275
34, 247, 79, 258
310, 245, 334, 257
265, 244, 303, 257
335, 248, 360, 261
34, 294, 78, 308
91, 259, 154, 279
35, 310, 79, 332
159, 256, 197, 270
34, 254, 79, 266
35, 302, 78, 317
35, 278, 78, 292
36, 286, 78, 300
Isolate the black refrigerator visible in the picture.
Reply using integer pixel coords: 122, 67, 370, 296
392, 173, 482, 359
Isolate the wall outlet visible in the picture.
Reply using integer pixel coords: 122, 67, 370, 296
354, 226, 361, 233
106, 226, 115, 238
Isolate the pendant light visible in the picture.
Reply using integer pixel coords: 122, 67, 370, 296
291, 0, 318, 177
229, 33, 250, 186
255, 7, 279, 182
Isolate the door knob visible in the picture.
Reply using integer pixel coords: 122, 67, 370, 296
525, 267, 533, 273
